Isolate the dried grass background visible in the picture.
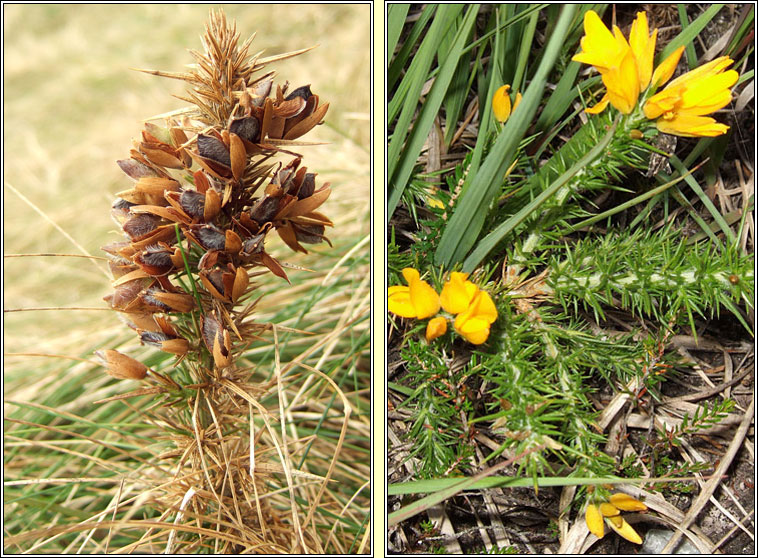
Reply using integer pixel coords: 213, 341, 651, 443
4, 4, 370, 553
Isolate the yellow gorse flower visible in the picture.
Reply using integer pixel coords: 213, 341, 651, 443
573, 10, 738, 137
585, 504, 605, 539
425, 316, 448, 342
573, 10, 654, 114
440, 271, 479, 314
388, 268, 440, 319
492, 84, 522, 124
388, 270, 498, 344
453, 289, 498, 345
585, 493, 647, 544
644, 55, 739, 137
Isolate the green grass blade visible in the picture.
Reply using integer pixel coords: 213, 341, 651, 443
387, 4, 459, 158
660, 4, 725, 61
389, 474, 703, 496
388, 4, 476, 216
669, 155, 737, 245
462, 115, 618, 271
511, 7, 539, 93
387, 4, 410, 64
434, 4, 578, 268
388, 5, 436, 92
677, 5, 699, 70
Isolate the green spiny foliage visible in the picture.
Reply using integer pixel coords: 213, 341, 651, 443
547, 228, 754, 332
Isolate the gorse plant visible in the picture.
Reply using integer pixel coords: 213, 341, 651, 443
388, 4, 753, 550
84, 10, 358, 553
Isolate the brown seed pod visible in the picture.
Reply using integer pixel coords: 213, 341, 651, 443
204, 188, 222, 222
148, 289, 196, 313
197, 134, 231, 168
229, 132, 246, 181
284, 99, 329, 140
285, 84, 312, 102
199, 268, 231, 303
178, 190, 206, 219
229, 116, 261, 143
117, 158, 160, 180
298, 173, 316, 199
188, 224, 227, 251
249, 195, 281, 224
134, 243, 176, 276
106, 278, 151, 311
140, 330, 189, 356
201, 313, 232, 368
240, 233, 266, 257
122, 213, 161, 240
225, 229, 242, 254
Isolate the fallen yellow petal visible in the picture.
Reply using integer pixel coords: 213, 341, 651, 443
585, 504, 605, 539
609, 493, 648, 512
606, 516, 643, 544
599, 502, 621, 517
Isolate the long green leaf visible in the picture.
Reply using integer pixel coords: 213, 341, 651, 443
677, 4, 699, 70
387, 4, 410, 64
660, 4, 725, 61
462, 116, 618, 271
387, 5, 436, 92
389, 474, 707, 496
388, 5, 477, 215
670, 155, 736, 245
388, 5, 452, 131
434, 4, 578, 268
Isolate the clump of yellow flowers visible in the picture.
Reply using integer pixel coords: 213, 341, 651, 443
573, 10, 738, 137
585, 491, 648, 544
388, 269, 498, 345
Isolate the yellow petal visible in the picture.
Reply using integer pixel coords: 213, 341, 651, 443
606, 516, 643, 544
652, 46, 684, 88
453, 290, 498, 345
388, 286, 416, 318
585, 94, 610, 114
572, 11, 627, 71
470, 290, 498, 323
667, 56, 734, 90
629, 12, 655, 90
676, 70, 738, 114
402, 267, 421, 284
643, 86, 682, 119
600, 502, 620, 517
493, 85, 512, 123
513, 91, 522, 111
585, 504, 605, 539
426, 316, 448, 342
609, 493, 648, 512
440, 272, 478, 314
410, 281, 440, 319
655, 113, 729, 137
602, 47, 639, 114
454, 315, 492, 345
427, 195, 445, 209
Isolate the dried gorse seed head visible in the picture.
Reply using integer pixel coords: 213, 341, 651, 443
101, 9, 332, 379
